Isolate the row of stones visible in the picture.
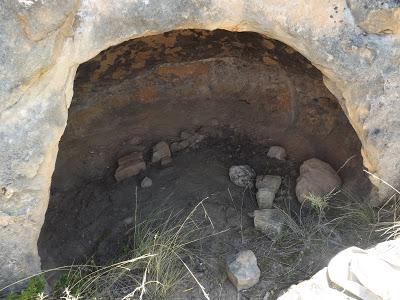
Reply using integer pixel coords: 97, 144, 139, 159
226, 147, 342, 292
114, 130, 206, 183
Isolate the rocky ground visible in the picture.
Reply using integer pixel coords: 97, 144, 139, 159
38, 131, 377, 299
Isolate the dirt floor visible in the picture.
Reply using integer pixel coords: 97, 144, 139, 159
38, 133, 373, 299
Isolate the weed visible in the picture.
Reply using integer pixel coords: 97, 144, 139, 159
5, 275, 46, 300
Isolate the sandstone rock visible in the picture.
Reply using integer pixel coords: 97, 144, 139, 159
256, 175, 282, 192
141, 177, 152, 188
267, 146, 287, 160
254, 209, 285, 237
151, 141, 171, 163
229, 165, 256, 188
115, 152, 146, 182
256, 188, 275, 209
295, 158, 341, 204
226, 250, 260, 290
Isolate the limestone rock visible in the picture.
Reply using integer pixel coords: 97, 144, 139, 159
115, 152, 146, 182
256, 189, 275, 209
256, 175, 282, 192
229, 165, 256, 188
226, 250, 260, 290
254, 209, 285, 237
267, 146, 287, 160
295, 158, 341, 204
141, 177, 152, 188
152, 141, 171, 163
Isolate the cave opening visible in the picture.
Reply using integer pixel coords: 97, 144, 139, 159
38, 29, 371, 298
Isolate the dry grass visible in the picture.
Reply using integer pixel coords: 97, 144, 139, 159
2, 197, 220, 300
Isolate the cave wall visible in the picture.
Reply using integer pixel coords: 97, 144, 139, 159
1, 0, 400, 288
54, 29, 361, 191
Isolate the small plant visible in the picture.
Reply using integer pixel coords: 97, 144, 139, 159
5, 275, 46, 300
304, 190, 338, 218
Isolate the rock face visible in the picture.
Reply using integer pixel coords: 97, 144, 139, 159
229, 165, 256, 188
296, 159, 342, 204
226, 250, 260, 290
1, 0, 400, 289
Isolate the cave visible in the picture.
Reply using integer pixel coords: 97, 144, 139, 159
34, 29, 373, 298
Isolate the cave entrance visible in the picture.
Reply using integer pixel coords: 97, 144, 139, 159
38, 29, 370, 298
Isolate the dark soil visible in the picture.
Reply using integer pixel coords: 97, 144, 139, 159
38, 134, 372, 299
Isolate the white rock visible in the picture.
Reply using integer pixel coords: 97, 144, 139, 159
254, 209, 285, 237
141, 177, 152, 188
256, 188, 275, 209
267, 146, 287, 160
229, 165, 256, 188
295, 158, 342, 204
152, 141, 171, 163
226, 250, 260, 290
256, 175, 282, 192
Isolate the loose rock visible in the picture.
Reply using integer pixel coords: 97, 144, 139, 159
256, 188, 275, 209
229, 165, 256, 187
226, 250, 261, 290
152, 141, 171, 163
254, 209, 285, 237
256, 175, 282, 193
160, 156, 173, 167
115, 152, 146, 182
141, 177, 152, 188
267, 146, 287, 160
295, 158, 342, 204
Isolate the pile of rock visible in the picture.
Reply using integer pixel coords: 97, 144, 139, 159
114, 140, 173, 182
226, 147, 343, 292
170, 130, 206, 153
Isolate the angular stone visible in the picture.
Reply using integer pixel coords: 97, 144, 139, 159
170, 140, 190, 153
115, 152, 146, 182
296, 158, 342, 204
256, 175, 282, 193
254, 209, 285, 237
151, 141, 171, 163
229, 165, 256, 188
226, 250, 260, 290
160, 156, 173, 167
141, 177, 152, 188
267, 146, 287, 160
256, 188, 275, 209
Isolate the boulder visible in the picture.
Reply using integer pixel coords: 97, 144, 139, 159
115, 152, 146, 182
254, 209, 285, 237
267, 146, 287, 160
226, 250, 260, 290
295, 158, 341, 204
152, 141, 171, 163
229, 165, 256, 188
